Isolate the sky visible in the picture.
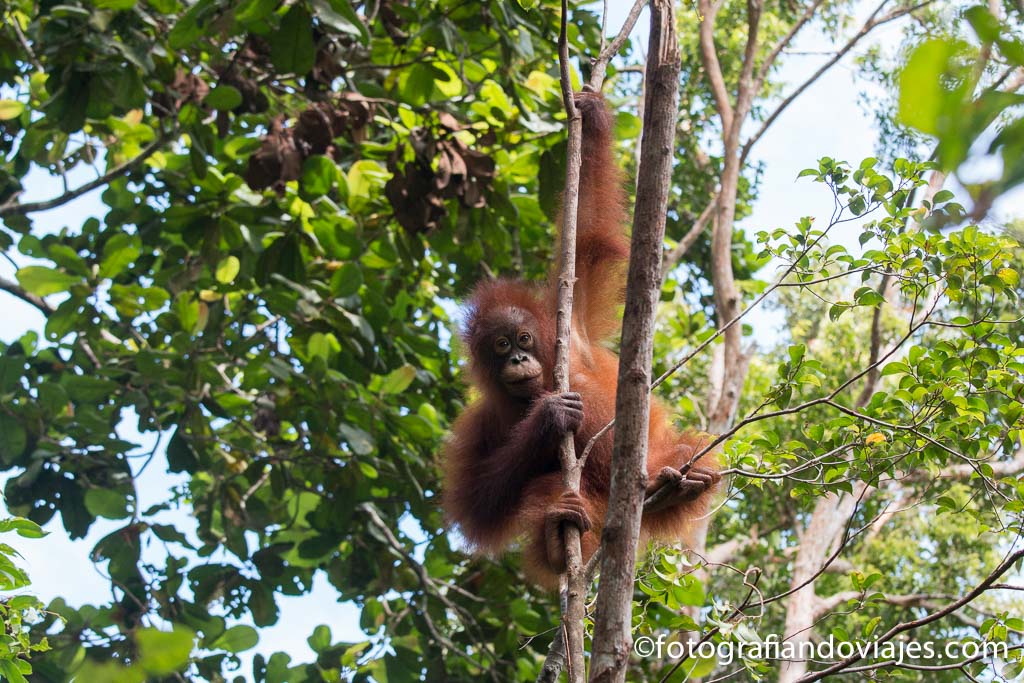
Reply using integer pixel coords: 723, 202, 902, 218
1, 0, 1021, 674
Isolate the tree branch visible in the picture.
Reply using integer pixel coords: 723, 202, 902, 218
589, 2, 680, 681
741, 0, 936, 164
0, 275, 54, 314
753, 0, 828, 95
797, 547, 1024, 681
661, 197, 715, 278
697, 0, 734, 135
553, 2, 586, 680
0, 133, 170, 218
360, 503, 491, 671
588, 0, 647, 90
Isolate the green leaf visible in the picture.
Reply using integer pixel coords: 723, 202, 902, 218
205, 85, 243, 111
848, 195, 867, 216
329, 262, 362, 297
215, 255, 241, 284
379, 365, 416, 395
340, 423, 374, 455
65, 661, 142, 683
0, 518, 45, 539
401, 63, 437, 105
85, 489, 131, 520
0, 415, 26, 465
137, 626, 195, 675
788, 344, 806, 365
828, 302, 849, 322
307, 332, 340, 362
898, 38, 967, 136
0, 659, 29, 683
100, 233, 142, 279
174, 292, 200, 333
311, 0, 368, 44
63, 374, 118, 402
307, 624, 332, 653
398, 414, 433, 440
270, 6, 316, 75
209, 625, 259, 653
347, 160, 387, 212
965, 5, 1001, 43
166, 427, 200, 473
855, 287, 885, 306
300, 155, 337, 199
0, 100, 25, 120
94, 0, 137, 9
16, 266, 82, 297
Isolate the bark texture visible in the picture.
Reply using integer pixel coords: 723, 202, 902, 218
588, 2, 680, 681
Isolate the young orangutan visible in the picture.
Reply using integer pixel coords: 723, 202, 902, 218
442, 92, 721, 587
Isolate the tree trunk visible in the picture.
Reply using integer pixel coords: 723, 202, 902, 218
588, 3, 680, 682
778, 487, 864, 683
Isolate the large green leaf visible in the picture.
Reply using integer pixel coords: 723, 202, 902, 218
270, 6, 316, 75
208, 625, 259, 653
137, 626, 195, 675
15, 266, 82, 297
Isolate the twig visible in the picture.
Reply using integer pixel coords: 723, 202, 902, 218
661, 198, 715, 278
360, 503, 492, 671
0, 132, 171, 217
588, 0, 647, 90
796, 547, 1024, 681
740, 0, 936, 164
553, 2, 586, 681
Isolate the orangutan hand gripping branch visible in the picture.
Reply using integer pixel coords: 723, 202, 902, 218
442, 92, 722, 588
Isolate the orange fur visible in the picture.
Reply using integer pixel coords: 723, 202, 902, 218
441, 93, 721, 589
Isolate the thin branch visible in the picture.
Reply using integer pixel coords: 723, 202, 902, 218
0, 132, 171, 218
753, 0, 828, 94
661, 198, 716, 278
741, 0, 936, 163
0, 275, 54, 314
361, 503, 491, 671
588, 0, 647, 90
553, 2, 586, 681
697, 0, 734, 134
796, 548, 1024, 682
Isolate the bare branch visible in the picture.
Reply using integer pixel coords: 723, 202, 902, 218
0, 132, 170, 218
753, 0, 828, 95
697, 0, 734, 134
553, 2, 586, 680
588, 0, 647, 90
741, 0, 936, 163
589, 2, 680, 680
734, 0, 764, 128
661, 197, 715, 278
938, 446, 1024, 480
796, 548, 1024, 682
0, 275, 54, 314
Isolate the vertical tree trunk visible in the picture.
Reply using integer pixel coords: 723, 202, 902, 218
588, 2, 680, 681
779, 489, 863, 683
554, 3, 586, 679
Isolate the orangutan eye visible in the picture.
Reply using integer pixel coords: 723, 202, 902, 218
494, 337, 511, 355
518, 332, 533, 348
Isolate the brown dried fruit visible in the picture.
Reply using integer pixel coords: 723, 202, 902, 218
244, 119, 303, 192
384, 113, 496, 232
